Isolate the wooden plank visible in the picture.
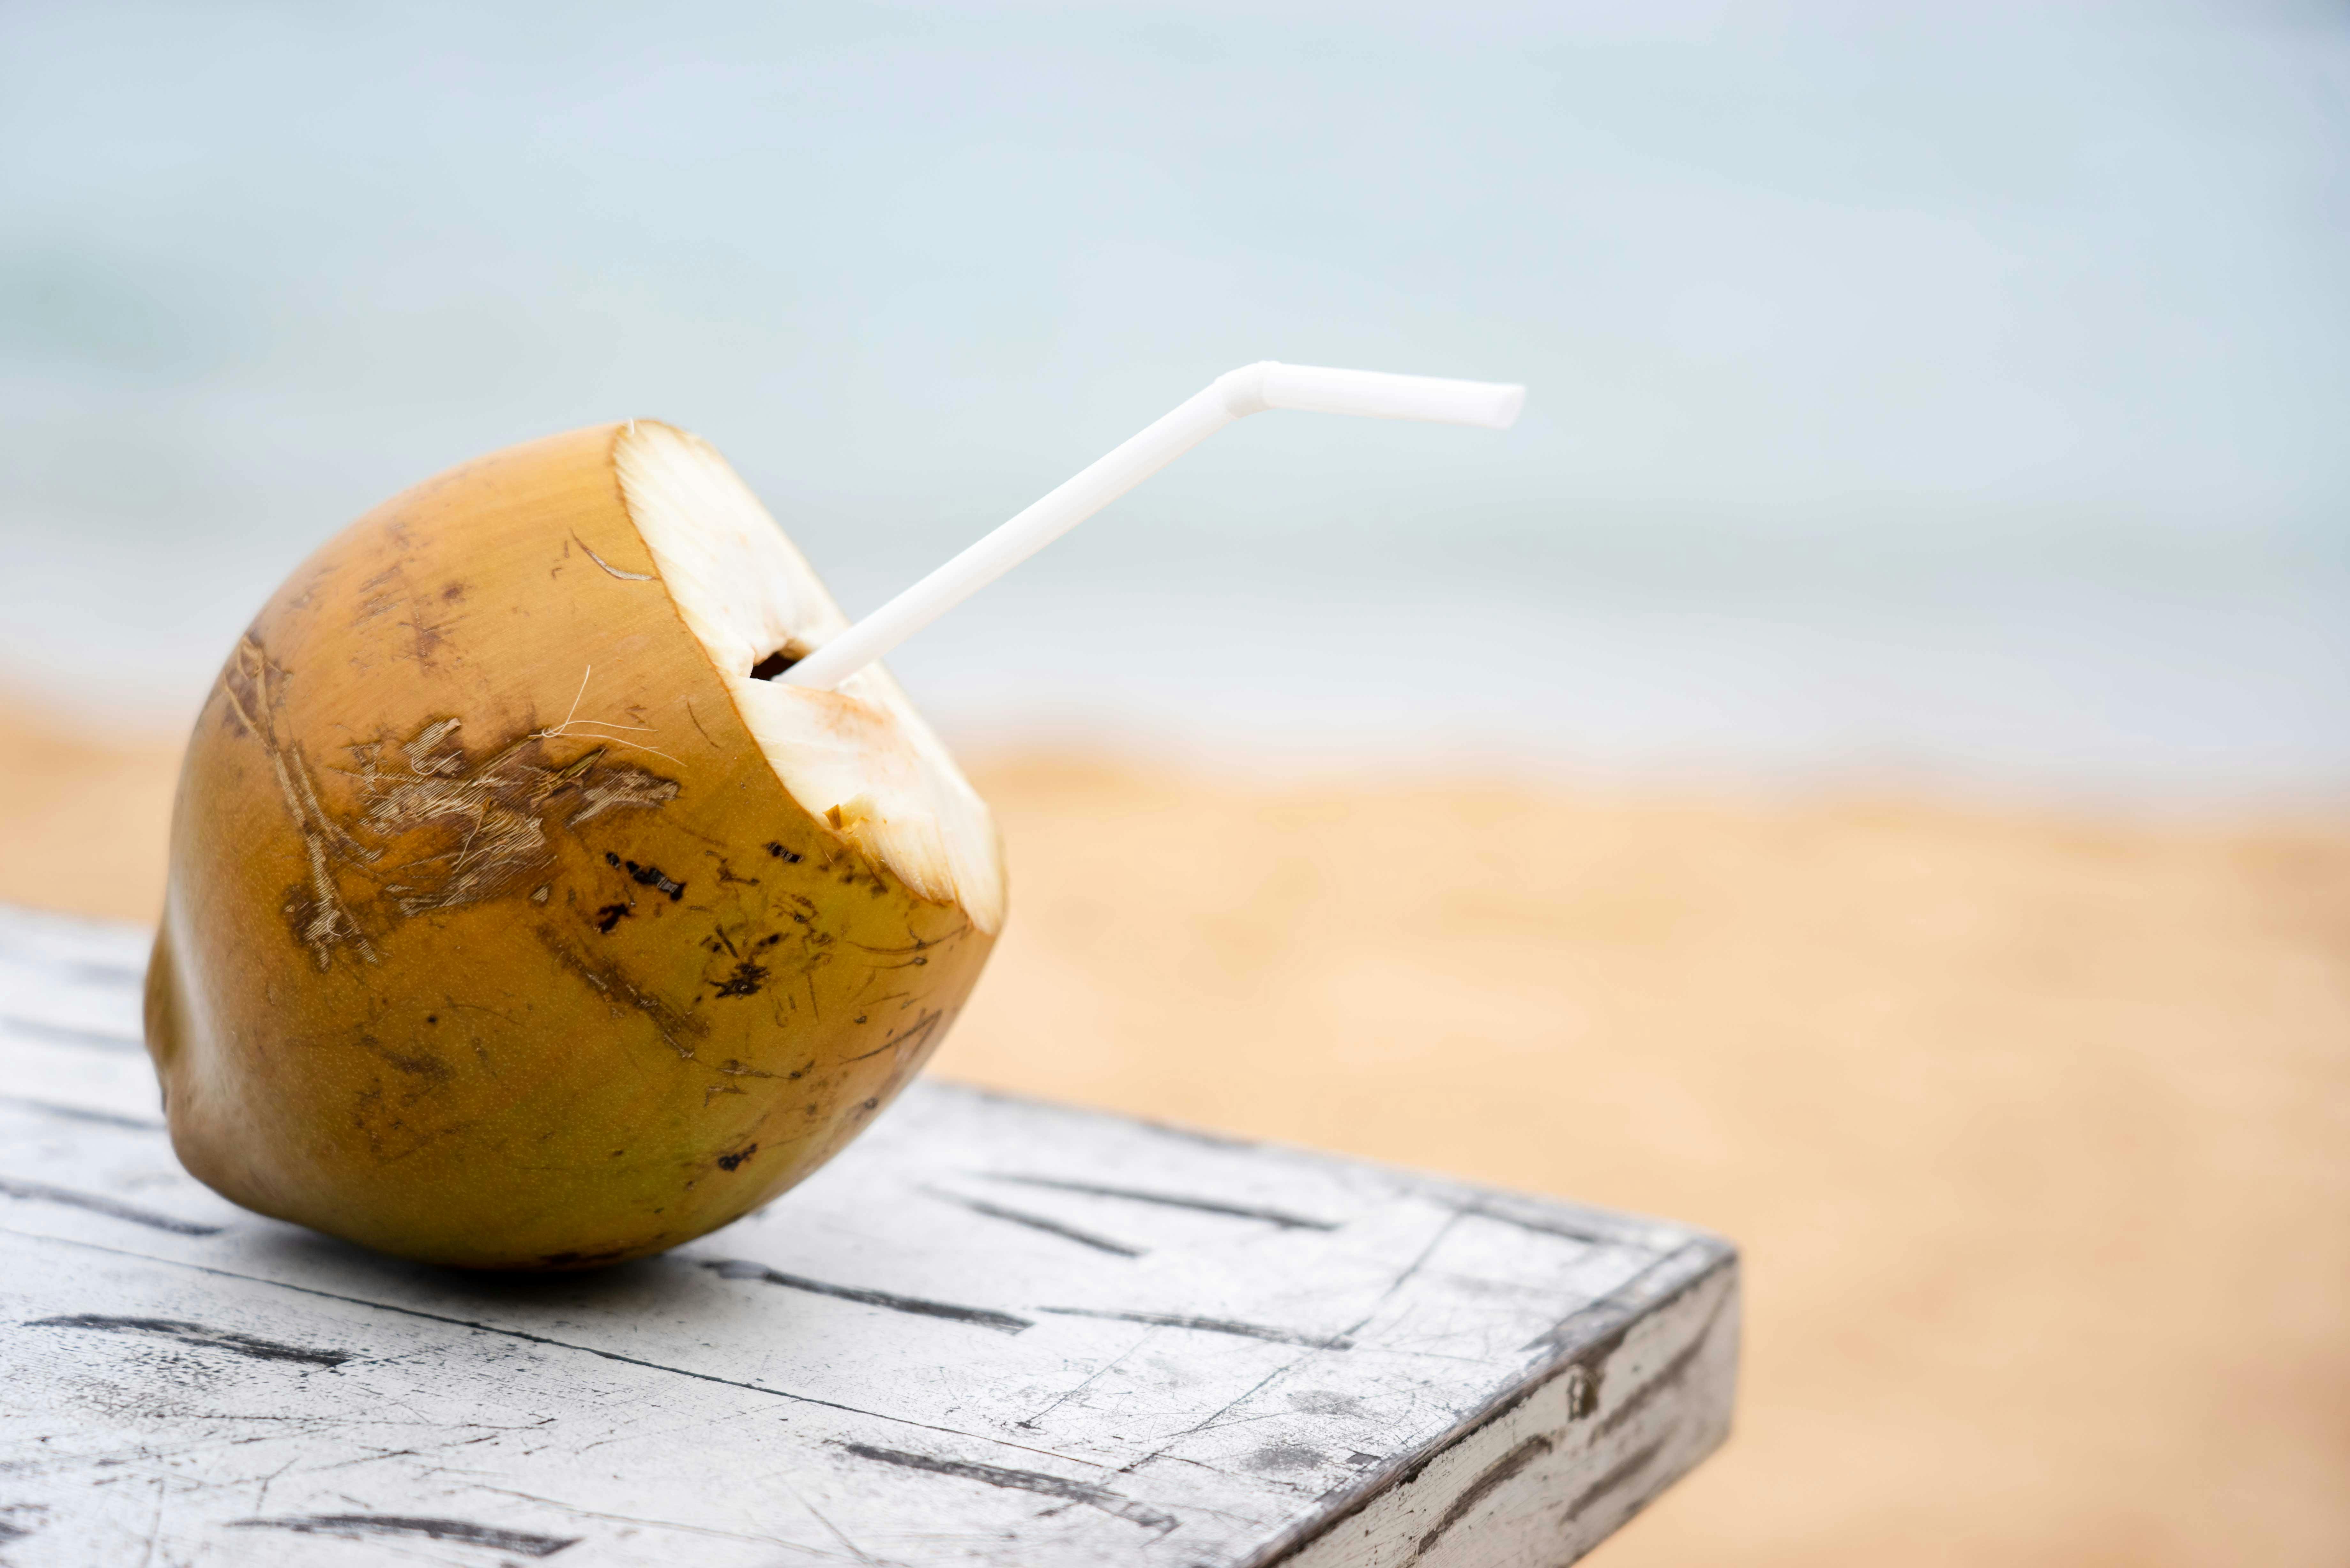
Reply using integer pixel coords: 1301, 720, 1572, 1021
0, 903, 1737, 1565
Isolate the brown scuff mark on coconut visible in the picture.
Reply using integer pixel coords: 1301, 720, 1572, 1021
358, 722, 677, 915
223, 635, 682, 960
222, 636, 380, 970
533, 925, 705, 1060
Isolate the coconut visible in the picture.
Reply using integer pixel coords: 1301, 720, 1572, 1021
143, 422, 1004, 1269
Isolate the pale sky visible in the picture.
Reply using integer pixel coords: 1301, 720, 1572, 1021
4, 2, 2342, 534
2, 2, 2343, 786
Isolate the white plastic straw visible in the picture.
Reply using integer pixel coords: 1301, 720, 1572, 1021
779, 360, 1526, 691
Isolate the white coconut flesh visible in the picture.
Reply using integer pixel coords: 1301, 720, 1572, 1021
613, 420, 1005, 935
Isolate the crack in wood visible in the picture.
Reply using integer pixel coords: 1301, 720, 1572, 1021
60, 958, 145, 988
1594, 1290, 1732, 1441
451, 1482, 823, 1554
1116, 1205, 1457, 1485
22, 1314, 351, 1368
0, 1096, 165, 1132
0, 1013, 143, 1052
1037, 1307, 1353, 1352
1234, 1243, 1734, 1568
226, 1513, 581, 1557
1453, 1201, 1619, 1247
919, 1190, 1146, 1258
0, 1176, 222, 1236
1413, 1433, 1552, 1555
982, 1175, 1340, 1231
1015, 1338, 1153, 1433
702, 1259, 1032, 1335
1562, 1437, 1665, 1522
836, 1443, 1177, 1534
1520, 1239, 1730, 1359
9, 1229, 1077, 1463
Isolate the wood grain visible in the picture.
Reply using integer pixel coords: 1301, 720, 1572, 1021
0, 904, 1735, 1566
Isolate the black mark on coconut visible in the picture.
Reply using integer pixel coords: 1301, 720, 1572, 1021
28, 1314, 352, 1368
227, 1515, 579, 1557
595, 902, 632, 934
603, 853, 686, 901
716, 1143, 758, 1171
713, 960, 769, 998
704, 1260, 1032, 1334
0, 1176, 223, 1236
834, 1444, 1175, 1533
764, 841, 802, 863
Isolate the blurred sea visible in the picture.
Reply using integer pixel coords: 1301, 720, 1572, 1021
4, 1, 2344, 799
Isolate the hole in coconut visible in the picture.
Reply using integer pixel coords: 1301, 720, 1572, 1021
749, 641, 811, 681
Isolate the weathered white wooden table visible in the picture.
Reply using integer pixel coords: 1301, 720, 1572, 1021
0, 904, 1736, 1566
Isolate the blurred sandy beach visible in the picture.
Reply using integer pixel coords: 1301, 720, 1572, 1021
7, 699, 2344, 1566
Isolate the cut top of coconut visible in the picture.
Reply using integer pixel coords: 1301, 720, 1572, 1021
613, 421, 1005, 935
